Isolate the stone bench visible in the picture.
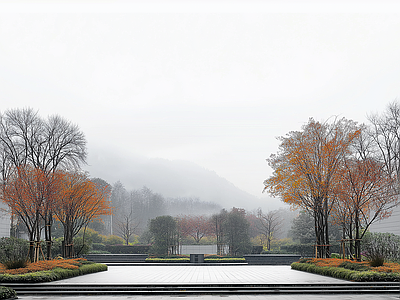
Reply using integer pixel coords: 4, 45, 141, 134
243, 254, 301, 265
84, 254, 148, 263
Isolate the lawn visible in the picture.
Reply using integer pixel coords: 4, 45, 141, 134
292, 258, 400, 281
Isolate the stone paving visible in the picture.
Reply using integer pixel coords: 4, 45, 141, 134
53, 265, 347, 284
16, 296, 400, 300
16, 265, 400, 300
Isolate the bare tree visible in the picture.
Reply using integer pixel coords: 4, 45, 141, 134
368, 101, 400, 188
117, 209, 140, 245
211, 209, 228, 255
0, 108, 87, 259
256, 208, 283, 251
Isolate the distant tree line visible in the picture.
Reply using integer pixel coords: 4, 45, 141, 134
145, 207, 299, 256
105, 181, 222, 245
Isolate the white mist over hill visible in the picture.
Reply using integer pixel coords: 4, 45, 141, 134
85, 147, 285, 212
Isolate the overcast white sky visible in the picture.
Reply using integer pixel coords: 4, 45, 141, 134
0, 0, 400, 199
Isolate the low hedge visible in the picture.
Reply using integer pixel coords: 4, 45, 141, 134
145, 257, 246, 263
0, 286, 16, 300
0, 262, 107, 283
146, 258, 190, 263
205, 258, 246, 263
291, 262, 400, 282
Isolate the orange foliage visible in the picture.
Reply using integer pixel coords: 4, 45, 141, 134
0, 258, 85, 275
264, 118, 360, 258
53, 171, 112, 227
374, 263, 400, 273
309, 258, 366, 268
264, 118, 360, 208
306, 258, 400, 273
333, 158, 397, 227
1, 165, 59, 246
53, 171, 112, 257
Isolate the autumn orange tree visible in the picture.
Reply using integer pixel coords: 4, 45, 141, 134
53, 171, 112, 258
0, 108, 87, 259
333, 157, 397, 260
264, 118, 360, 258
2, 165, 58, 262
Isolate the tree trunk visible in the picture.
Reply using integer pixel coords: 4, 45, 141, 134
355, 210, 361, 261
45, 213, 53, 260
29, 232, 35, 263
324, 201, 330, 258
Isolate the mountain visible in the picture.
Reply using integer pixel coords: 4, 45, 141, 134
85, 148, 284, 211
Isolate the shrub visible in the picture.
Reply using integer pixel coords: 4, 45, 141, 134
331, 253, 340, 259
0, 286, 16, 300
92, 243, 106, 251
0, 237, 29, 269
362, 232, 400, 265
103, 235, 124, 245
338, 260, 370, 271
89, 250, 111, 254
251, 246, 263, 254
146, 257, 190, 263
80, 228, 104, 243
148, 254, 188, 259
73, 237, 91, 256
205, 257, 245, 263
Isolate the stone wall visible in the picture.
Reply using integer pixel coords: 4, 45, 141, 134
370, 205, 400, 236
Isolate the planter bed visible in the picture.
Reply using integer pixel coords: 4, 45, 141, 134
291, 258, 400, 282
0, 258, 107, 283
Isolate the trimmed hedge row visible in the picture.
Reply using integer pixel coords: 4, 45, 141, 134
145, 257, 246, 263
291, 262, 400, 282
146, 258, 189, 263
0, 286, 16, 300
204, 258, 246, 263
0, 262, 107, 283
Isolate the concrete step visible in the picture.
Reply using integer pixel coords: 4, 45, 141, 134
4, 283, 400, 295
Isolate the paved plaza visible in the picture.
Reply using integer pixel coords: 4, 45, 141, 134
16, 295, 400, 300
52, 265, 346, 284
15, 265, 400, 300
